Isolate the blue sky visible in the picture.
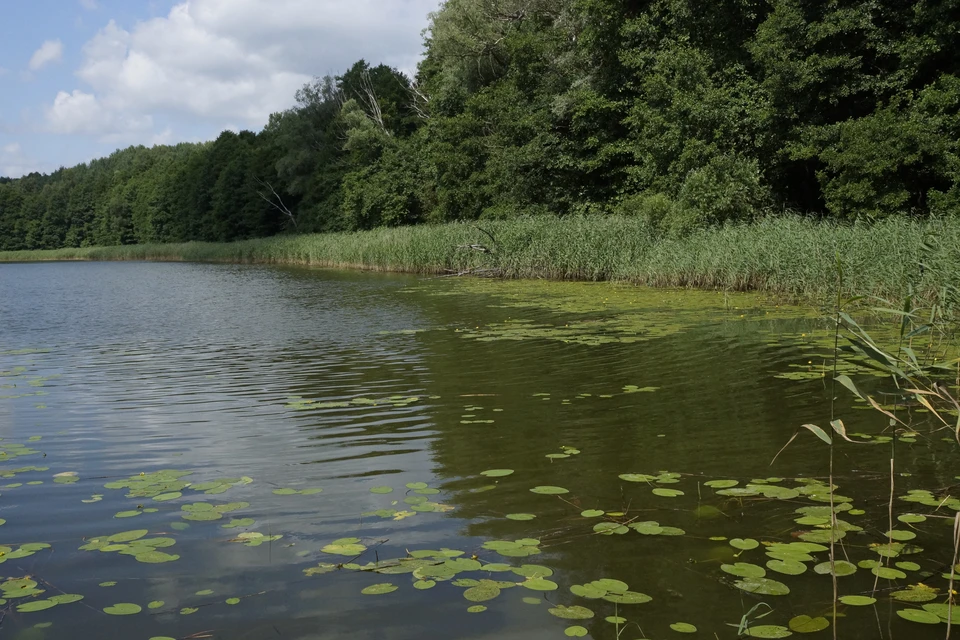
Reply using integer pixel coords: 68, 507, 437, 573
0, 0, 437, 178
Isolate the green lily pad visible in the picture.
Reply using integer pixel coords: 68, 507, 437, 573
886, 529, 917, 541
549, 605, 595, 620
605, 615, 627, 624
104, 603, 142, 615
523, 578, 559, 591
618, 474, 656, 483
16, 600, 57, 612
789, 615, 829, 633
872, 566, 907, 580
813, 561, 857, 576
463, 584, 500, 602
361, 583, 398, 595
671, 622, 697, 633
580, 509, 605, 518
135, 551, 180, 563
522, 597, 541, 605
370, 486, 393, 494
322, 538, 366, 556
148, 601, 164, 609
652, 488, 684, 498
180, 607, 198, 615
226, 598, 240, 605
744, 625, 792, 638
839, 595, 876, 606
467, 605, 487, 613
730, 538, 759, 551
766, 559, 807, 576
896, 609, 942, 624
721, 562, 766, 578
734, 577, 790, 596
481, 469, 514, 477
48, 594, 83, 604
603, 591, 651, 604
530, 486, 569, 495
413, 580, 436, 590
704, 480, 738, 489
506, 513, 536, 521
565, 626, 589, 637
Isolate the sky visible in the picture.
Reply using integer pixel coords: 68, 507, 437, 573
0, 0, 439, 178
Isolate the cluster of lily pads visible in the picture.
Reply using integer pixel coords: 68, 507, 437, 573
1, 577, 83, 613
79, 529, 179, 564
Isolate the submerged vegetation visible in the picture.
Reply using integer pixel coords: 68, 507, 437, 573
2, 215, 960, 302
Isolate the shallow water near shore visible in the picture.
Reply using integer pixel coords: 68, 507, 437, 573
0, 261, 957, 640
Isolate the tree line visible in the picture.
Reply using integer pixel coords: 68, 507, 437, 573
2, 0, 958, 251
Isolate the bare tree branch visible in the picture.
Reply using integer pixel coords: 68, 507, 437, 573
254, 177, 297, 229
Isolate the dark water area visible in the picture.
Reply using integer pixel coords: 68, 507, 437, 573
0, 262, 957, 640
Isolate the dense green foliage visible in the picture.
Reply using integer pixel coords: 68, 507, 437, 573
2, 1, 959, 251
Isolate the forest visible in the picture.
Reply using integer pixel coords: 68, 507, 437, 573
1, 0, 958, 251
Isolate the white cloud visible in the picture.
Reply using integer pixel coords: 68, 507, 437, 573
44, 0, 437, 140
29, 40, 64, 72
80, 0, 99, 9
0, 142, 43, 178
46, 89, 153, 136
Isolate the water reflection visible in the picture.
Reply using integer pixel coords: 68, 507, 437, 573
0, 262, 954, 639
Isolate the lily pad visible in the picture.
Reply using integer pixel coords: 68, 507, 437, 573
671, 622, 697, 633
896, 609, 941, 624
361, 583, 398, 595
789, 615, 829, 633
506, 513, 536, 521
652, 488, 684, 498
734, 577, 790, 596
530, 486, 569, 495
839, 595, 876, 606
565, 627, 589, 637
722, 562, 766, 578
104, 603, 142, 616
370, 486, 393, 494
549, 605, 595, 620
730, 538, 760, 551
744, 625, 792, 638
463, 584, 500, 602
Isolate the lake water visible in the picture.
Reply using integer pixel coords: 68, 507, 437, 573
0, 262, 956, 640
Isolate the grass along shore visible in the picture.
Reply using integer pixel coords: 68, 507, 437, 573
1, 215, 958, 302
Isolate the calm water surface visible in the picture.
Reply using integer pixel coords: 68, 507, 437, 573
0, 262, 956, 640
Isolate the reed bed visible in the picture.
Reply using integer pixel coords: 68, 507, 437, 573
2, 215, 957, 302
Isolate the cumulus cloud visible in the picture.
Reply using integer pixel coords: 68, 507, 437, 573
80, 0, 99, 9
29, 40, 64, 71
0, 142, 43, 178
44, 0, 437, 140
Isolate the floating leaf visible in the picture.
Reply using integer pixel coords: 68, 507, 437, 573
17, 600, 57, 612
565, 626, 588, 637
180, 607, 198, 615
813, 561, 857, 577
789, 615, 829, 633
722, 563, 766, 578
730, 538, 759, 551
652, 488, 684, 498
580, 509, 605, 518
618, 474, 656, 483
872, 566, 907, 580
463, 584, 500, 602
104, 603, 142, 616
322, 538, 366, 556
530, 486, 569, 495
370, 486, 393, 494
735, 577, 790, 596
670, 622, 697, 633
605, 616, 627, 624
744, 625, 792, 638
766, 560, 807, 576
467, 605, 487, 613
523, 578, 559, 591
549, 605, 595, 620
506, 513, 536, 521
896, 609, 941, 624
148, 601, 164, 609
226, 598, 240, 605
839, 595, 876, 606
361, 583, 398, 595
704, 479, 738, 489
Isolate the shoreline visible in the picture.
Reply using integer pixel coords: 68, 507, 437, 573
1, 215, 957, 303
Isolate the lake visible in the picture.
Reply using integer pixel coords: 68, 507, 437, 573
0, 261, 956, 640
